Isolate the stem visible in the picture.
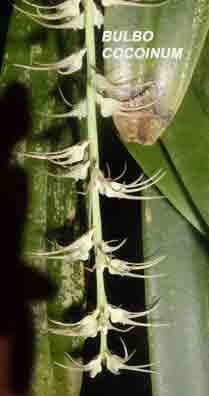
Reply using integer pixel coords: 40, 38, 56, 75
100, 331, 108, 356
85, 0, 106, 305
85, 0, 107, 353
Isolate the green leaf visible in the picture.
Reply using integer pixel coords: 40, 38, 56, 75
127, 139, 205, 233
143, 189, 209, 396
192, 32, 209, 118
162, 88, 209, 228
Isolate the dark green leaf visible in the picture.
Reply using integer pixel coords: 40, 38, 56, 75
143, 189, 209, 396
162, 89, 209, 229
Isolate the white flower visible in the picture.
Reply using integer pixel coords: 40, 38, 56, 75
49, 303, 133, 339
15, 3, 85, 30
96, 93, 121, 117
49, 311, 100, 338
96, 238, 166, 279
19, 141, 89, 166
29, 229, 94, 262
95, 73, 155, 102
20, 0, 81, 18
15, 1, 103, 30
93, 168, 165, 200
20, 141, 90, 181
102, 0, 169, 7
105, 338, 156, 375
56, 353, 103, 378
14, 48, 86, 76
107, 256, 165, 278
107, 301, 169, 328
40, 100, 87, 120
48, 160, 90, 181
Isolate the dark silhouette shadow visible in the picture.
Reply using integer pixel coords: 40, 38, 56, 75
0, 82, 57, 396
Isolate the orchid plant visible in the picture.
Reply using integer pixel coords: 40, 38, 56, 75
15, 0, 169, 382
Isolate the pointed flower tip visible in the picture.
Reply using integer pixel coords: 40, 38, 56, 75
20, 140, 89, 167
13, 48, 86, 75
101, 237, 127, 253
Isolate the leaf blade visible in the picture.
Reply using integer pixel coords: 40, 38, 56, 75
143, 188, 209, 396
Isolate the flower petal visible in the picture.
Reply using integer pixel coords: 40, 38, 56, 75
28, 229, 94, 262
19, 141, 89, 165
102, 0, 170, 7
14, 48, 86, 75
101, 238, 127, 253
47, 160, 90, 181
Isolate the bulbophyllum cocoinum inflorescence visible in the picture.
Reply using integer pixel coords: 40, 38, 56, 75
15, 0, 169, 379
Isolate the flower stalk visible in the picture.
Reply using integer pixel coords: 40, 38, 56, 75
85, 0, 108, 350
14, 0, 169, 381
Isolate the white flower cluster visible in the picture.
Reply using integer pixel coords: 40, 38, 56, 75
31, 228, 167, 376
19, 141, 90, 181
49, 297, 168, 338
56, 338, 157, 378
22, 122, 166, 378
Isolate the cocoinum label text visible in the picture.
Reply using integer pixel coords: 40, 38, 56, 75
102, 30, 184, 60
